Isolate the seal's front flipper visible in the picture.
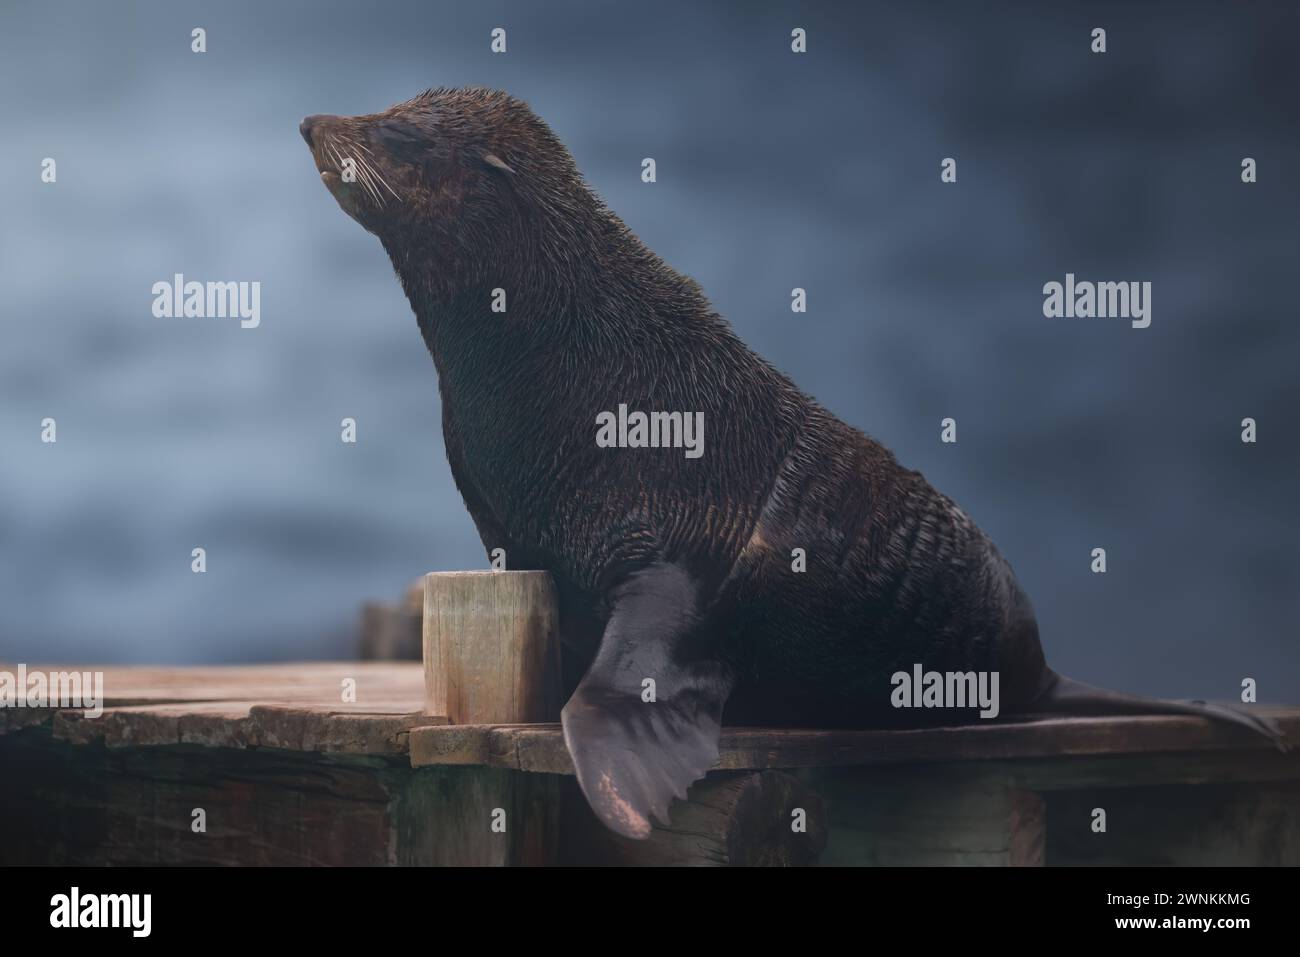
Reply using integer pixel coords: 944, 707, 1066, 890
561, 563, 732, 839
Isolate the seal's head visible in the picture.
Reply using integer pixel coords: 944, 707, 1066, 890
300, 87, 601, 301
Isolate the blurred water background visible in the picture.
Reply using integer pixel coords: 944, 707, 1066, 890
1, 0, 1296, 698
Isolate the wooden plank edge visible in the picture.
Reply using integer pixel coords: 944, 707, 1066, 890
409, 711, 1300, 773
37, 703, 448, 755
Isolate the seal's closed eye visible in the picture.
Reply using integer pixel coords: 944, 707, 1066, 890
370, 118, 430, 162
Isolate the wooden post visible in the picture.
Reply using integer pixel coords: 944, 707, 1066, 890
423, 571, 561, 724
419, 570, 563, 865
358, 601, 421, 660
358, 579, 426, 660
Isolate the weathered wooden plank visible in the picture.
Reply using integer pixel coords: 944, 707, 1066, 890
45, 702, 447, 755
0, 661, 427, 713
0, 706, 57, 734
1002, 749, 1300, 791
410, 710, 1300, 774
8, 663, 1296, 775
0, 662, 439, 756
0, 724, 554, 867
250, 707, 447, 755
1046, 782, 1300, 866
53, 701, 259, 748
811, 764, 1026, 866
0, 727, 406, 866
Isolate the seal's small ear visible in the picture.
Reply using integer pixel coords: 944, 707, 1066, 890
480, 152, 516, 175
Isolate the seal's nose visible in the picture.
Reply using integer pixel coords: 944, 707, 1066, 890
299, 114, 329, 148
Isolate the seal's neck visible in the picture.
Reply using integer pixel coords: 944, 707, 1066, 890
382, 199, 688, 394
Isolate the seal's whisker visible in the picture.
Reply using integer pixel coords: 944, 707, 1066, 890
328, 142, 379, 204
368, 165, 401, 203
331, 135, 387, 205
351, 156, 386, 205
342, 137, 400, 201
357, 155, 401, 202
356, 160, 391, 204
360, 170, 385, 205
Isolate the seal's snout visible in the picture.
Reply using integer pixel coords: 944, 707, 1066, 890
299, 114, 332, 148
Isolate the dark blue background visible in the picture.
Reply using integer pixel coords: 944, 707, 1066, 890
1, 1, 1296, 701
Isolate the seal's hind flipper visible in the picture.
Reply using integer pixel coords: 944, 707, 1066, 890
561, 563, 733, 839
1034, 671, 1288, 751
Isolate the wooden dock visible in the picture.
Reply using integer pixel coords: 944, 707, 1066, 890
3, 661, 1297, 866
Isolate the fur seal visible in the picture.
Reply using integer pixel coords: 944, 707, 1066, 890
300, 88, 1285, 839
